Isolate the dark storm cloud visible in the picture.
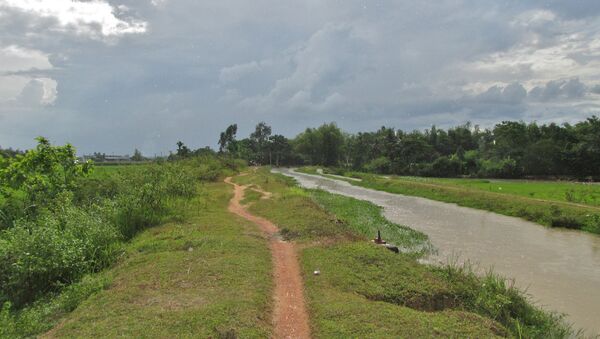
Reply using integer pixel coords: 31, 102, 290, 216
1, 0, 599, 154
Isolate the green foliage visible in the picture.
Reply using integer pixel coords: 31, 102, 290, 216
478, 157, 522, 178
0, 139, 244, 336
0, 200, 121, 306
0, 137, 92, 227
364, 156, 392, 174
39, 183, 272, 338
293, 123, 345, 166
283, 116, 600, 179
0, 274, 111, 338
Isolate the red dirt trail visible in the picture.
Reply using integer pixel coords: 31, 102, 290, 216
224, 176, 311, 339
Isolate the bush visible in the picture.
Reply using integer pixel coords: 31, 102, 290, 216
421, 156, 463, 177
478, 158, 523, 178
0, 204, 120, 307
364, 157, 392, 174
0, 146, 243, 336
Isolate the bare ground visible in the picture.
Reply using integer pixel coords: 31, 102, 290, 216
224, 176, 311, 339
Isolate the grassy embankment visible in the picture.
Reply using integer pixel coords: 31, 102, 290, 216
234, 168, 573, 338
39, 182, 273, 338
2, 159, 274, 338
298, 166, 600, 234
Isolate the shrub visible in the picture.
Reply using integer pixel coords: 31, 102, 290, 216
421, 156, 463, 177
364, 157, 392, 174
478, 158, 523, 178
0, 204, 120, 307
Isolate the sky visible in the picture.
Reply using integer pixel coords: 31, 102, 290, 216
1, 0, 600, 155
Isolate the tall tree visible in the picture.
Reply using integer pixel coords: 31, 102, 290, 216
269, 134, 292, 166
250, 122, 272, 164
317, 123, 344, 167
218, 124, 238, 154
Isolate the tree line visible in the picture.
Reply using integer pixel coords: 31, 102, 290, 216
214, 116, 600, 179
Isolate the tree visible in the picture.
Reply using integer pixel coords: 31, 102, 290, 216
218, 124, 238, 154
293, 128, 321, 165
317, 123, 344, 167
268, 134, 292, 166
250, 122, 272, 164
131, 149, 144, 161
175, 141, 191, 158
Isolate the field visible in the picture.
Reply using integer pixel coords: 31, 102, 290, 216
398, 176, 600, 207
299, 167, 600, 235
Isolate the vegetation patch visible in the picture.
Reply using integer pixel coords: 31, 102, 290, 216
0, 139, 251, 338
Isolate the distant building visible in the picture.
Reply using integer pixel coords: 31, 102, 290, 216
104, 155, 131, 162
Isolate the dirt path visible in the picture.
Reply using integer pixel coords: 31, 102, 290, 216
224, 176, 311, 339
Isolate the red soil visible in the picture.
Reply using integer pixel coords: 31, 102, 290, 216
225, 176, 311, 339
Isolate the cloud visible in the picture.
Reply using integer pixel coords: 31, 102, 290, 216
0, 45, 52, 73
0, 45, 55, 103
0, 0, 147, 38
1, 1, 600, 154
225, 23, 370, 114
529, 78, 588, 101
219, 61, 262, 84
15, 78, 56, 105
477, 83, 527, 104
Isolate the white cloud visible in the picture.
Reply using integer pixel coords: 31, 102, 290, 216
1, 77, 57, 106
466, 13, 600, 86
0, 45, 52, 72
0, 45, 55, 103
1, 0, 147, 38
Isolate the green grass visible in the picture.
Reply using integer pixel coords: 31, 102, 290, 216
240, 188, 263, 205
239, 168, 573, 338
298, 167, 600, 235
90, 163, 151, 179
35, 182, 272, 338
395, 176, 600, 207
310, 189, 432, 255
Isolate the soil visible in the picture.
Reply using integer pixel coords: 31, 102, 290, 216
224, 176, 311, 339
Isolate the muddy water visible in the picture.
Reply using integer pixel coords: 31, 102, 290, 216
274, 168, 600, 335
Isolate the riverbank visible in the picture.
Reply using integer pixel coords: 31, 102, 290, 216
298, 167, 600, 235
242, 168, 572, 337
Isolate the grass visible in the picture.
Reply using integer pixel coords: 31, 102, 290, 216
24, 182, 272, 338
238, 168, 573, 338
298, 167, 600, 235
395, 176, 600, 207
310, 189, 432, 255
